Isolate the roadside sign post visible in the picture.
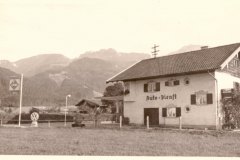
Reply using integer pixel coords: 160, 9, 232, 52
30, 111, 39, 127
9, 74, 23, 127
64, 94, 71, 127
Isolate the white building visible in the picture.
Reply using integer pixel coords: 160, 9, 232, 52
107, 43, 240, 129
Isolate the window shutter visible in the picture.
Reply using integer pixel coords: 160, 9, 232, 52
156, 82, 160, 91
176, 107, 181, 117
207, 93, 213, 104
144, 84, 148, 92
165, 81, 169, 86
162, 108, 167, 117
191, 94, 196, 105
174, 80, 180, 85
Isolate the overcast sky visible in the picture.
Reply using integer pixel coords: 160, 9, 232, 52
1, 0, 240, 61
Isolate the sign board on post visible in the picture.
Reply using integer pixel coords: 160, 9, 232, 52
9, 78, 21, 91
9, 75, 23, 127
30, 112, 39, 127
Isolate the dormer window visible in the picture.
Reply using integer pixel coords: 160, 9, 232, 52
232, 59, 239, 67
144, 81, 160, 92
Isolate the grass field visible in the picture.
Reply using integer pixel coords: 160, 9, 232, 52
0, 125, 240, 156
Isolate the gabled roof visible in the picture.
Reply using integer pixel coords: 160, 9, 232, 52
75, 99, 102, 107
107, 43, 240, 82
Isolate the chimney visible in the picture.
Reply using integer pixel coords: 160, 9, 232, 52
201, 46, 208, 50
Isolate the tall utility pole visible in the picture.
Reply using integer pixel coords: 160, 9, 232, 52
152, 44, 159, 58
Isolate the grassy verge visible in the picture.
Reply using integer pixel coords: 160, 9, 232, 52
0, 126, 240, 156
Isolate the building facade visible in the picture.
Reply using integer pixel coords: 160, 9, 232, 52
107, 43, 240, 129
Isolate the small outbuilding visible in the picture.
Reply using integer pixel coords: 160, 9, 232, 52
75, 99, 107, 114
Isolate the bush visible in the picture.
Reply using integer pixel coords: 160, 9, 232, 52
123, 117, 130, 125
222, 91, 240, 129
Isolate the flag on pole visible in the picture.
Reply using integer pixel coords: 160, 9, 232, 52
9, 77, 21, 91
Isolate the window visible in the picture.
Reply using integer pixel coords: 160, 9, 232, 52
144, 81, 160, 92
196, 93, 207, 105
165, 79, 180, 86
234, 82, 240, 92
184, 77, 190, 85
232, 59, 239, 67
185, 106, 190, 112
162, 107, 181, 117
148, 82, 156, 92
191, 91, 213, 105
79, 110, 88, 114
167, 108, 176, 117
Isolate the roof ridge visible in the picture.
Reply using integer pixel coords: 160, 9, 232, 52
143, 42, 240, 62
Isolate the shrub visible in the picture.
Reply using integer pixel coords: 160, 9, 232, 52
123, 117, 130, 125
7, 113, 74, 124
222, 91, 240, 129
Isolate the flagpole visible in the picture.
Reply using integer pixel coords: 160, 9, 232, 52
18, 74, 23, 127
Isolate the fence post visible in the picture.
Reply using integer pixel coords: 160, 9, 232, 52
179, 116, 182, 130
48, 121, 50, 128
0, 119, 2, 126
147, 116, 149, 129
120, 116, 122, 128
164, 117, 166, 127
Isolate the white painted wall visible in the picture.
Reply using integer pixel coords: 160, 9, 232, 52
215, 71, 240, 119
215, 71, 240, 92
124, 73, 217, 127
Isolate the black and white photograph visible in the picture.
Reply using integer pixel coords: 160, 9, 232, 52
0, 0, 240, 158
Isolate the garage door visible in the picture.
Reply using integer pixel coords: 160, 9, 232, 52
144, 108, 159, 126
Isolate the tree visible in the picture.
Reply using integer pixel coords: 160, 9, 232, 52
103, 82, 124, 97
102, 82, 124, 113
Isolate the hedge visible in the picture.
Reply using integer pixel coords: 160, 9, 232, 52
7, 113, 74, 124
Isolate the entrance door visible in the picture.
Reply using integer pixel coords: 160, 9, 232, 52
144, 108, 159, 126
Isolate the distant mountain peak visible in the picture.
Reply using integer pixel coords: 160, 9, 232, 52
168, 44, 204, 55
14, 54, 70, 77
79, 48, 150, 62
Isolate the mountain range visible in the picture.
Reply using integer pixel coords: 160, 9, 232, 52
0, 49, 151, 107
0, 45, 204, 107
0, 54, 71, 77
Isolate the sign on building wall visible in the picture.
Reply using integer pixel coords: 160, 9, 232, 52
146, 94, 177, 101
